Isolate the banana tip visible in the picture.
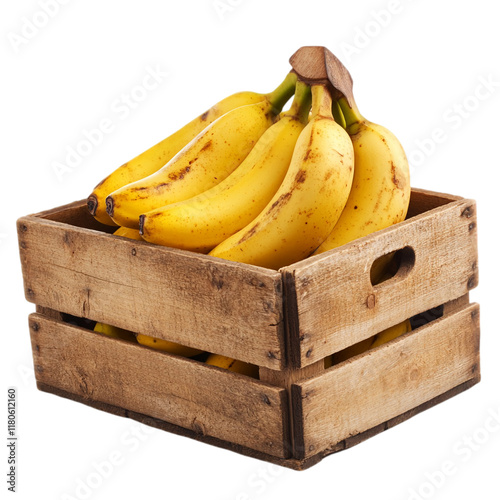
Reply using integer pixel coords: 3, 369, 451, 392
87, 195, 97, 216
105, 196, 114, 217
138, 215, 145, 236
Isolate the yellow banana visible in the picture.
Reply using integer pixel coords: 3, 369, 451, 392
107, 75, 297, 229
314, 95, 411, 360
113, 226, 143, 240
329, 337, 373, 365
209, 84, 354, 270
329, 319, 412, 365
314, 96, 410, 254
370, 319, 412, 348
87, 72, 297, 226
139, 81, 312, 253
136, 333, 203, 357
94, 322, 137, 342
205, 354, 259, 378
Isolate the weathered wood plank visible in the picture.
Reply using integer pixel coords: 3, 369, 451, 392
443, 293, 470, 315
30, 199, 87, 219
292, 303, 480, 459
406, 187, 461, 219
283, 197, 478, 367
35, 305, 64, 321
298, 377, 479, 467
36, 374, 479, 470
18, 212, 285, 369
34, 199, 116, 233
29, 313, 290, 457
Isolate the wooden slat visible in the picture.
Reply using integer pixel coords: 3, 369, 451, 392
292, 302, 480, 459
283, 197, 478, 367
35, 372, 479, 471
18, 208, 284, 369
294, 378, 479, 468
406, 187, 461, 219
442, 293, 470, 315
35, 305, 64, 321
29, 313, 290, 458
34, 199, 116, 233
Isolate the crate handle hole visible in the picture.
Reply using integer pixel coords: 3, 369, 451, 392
370, 246, 415, 286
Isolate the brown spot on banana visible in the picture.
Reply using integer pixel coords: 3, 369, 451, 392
307, 132, 314, 149
294, 169, 307, 184
391, 162, 406, 190
270, 191, 292, 210
199, 140, 213, 152
168, 165, 191, 181
237, 223, 260, 245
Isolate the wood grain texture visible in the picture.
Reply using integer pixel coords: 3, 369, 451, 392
29, 313, 290, 458
18, 202, 285, 369
36, 382, 300, 468
443, 293, 470, 315
294, 377, 479, 468
405, 187, 462, 219
36, 374, 479, 470
35, 305, 64, 320
283, 196, 478, 367
292, 302, 480, 459
34, 199, 116, 233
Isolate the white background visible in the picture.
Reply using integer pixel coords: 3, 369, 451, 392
2, 1, 499, 499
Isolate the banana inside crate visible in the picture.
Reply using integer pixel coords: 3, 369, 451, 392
87, 47, 411, 374
59, 302, 262, 378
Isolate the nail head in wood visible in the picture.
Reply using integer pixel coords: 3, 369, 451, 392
366, 294, 377, 309
461, 206, 474, 218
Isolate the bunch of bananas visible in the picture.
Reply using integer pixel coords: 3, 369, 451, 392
87, 53, 412, 374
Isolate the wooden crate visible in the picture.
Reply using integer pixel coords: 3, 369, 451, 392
17, 188, 480, 470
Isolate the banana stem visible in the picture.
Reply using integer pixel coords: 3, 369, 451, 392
338, 96, 364, 128
331, 100, 347, 129
285, 80, 312, 123
265, 71, 298, 115
311, 84, 334, 119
